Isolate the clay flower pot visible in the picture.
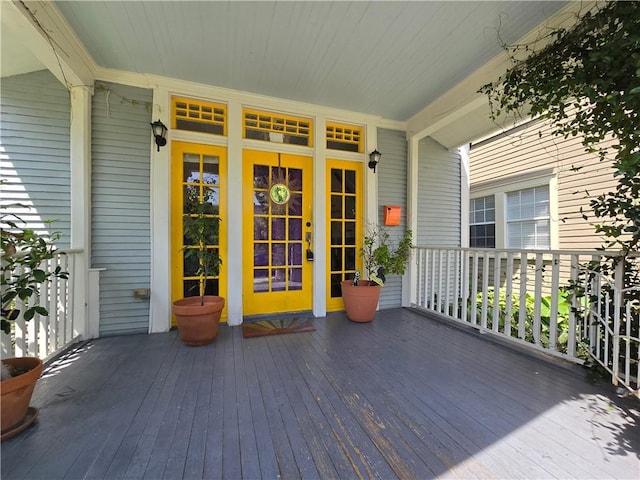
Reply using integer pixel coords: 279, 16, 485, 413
172, 295, 225, 346
341, 280, 381, 323
1, 357, 42, 441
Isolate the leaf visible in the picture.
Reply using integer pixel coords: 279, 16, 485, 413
33, 269, 46, 282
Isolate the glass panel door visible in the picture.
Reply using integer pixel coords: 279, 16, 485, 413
171, 142, 227, 322
326, 159, 363, 311
243, 150, 312, 315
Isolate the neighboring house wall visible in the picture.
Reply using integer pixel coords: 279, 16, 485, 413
417, 137, 461, 246
377, 128, 408, 309
470, 117, 617, 251
91, 82, 153, 336
0, 70, 71, 247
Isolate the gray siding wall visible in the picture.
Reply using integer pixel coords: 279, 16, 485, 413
0, 70, 71, 247
417, 137, 461, 246
377, 128, 408, 309
92, 82, 152, 336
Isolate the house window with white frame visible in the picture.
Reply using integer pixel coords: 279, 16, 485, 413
506, 185, 550, 249
470, 195, 495, 248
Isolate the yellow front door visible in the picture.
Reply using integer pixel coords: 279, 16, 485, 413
326, 159, 363, 311
243, 150, 313, 316
171, 141, 227, 322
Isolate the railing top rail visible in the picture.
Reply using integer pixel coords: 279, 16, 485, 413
56, 248, 84, 255
412, 245, 640, 259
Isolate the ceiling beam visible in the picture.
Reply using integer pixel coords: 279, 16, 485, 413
2, 0, 96, 87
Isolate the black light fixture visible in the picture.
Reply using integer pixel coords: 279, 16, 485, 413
368, 149, 382, 173
150, 119, 168, 152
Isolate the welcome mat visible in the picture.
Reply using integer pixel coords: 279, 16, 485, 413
242, 317, 316, 338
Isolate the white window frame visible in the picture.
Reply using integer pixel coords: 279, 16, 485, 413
469, 195, 496, 248
470, 170, 558, 250
506, 185, 550, 249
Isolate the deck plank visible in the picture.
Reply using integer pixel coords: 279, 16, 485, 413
1, 308, 637, 480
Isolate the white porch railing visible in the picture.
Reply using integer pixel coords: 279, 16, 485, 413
1, 249, 83, 361
412, 246, 640, 397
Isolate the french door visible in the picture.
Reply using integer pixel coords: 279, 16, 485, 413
326, 159, 363, 311
242, 150, 313, 316
171, 142, 227, 321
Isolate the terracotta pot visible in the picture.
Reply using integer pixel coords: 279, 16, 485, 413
1, 357, 42, 437
172, 295, 225, 346
341, 280, 381, 323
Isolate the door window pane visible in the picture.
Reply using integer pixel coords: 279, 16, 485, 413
331, 195, 342, 218
345, 170, 356, 194
272, 218, 286, 240
272, 243, 286, 266
331, 169, 342, 193
289, 218, 302, 241
254, 243, 269, 267
254, 269, 269, 292
345, 196, 356, 219
254, 217, 268, 240
331, 221, 342, 245
202, 155, 219, 185
290, 268, 302, 291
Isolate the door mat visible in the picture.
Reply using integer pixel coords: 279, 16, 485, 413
242, 317, 316, 338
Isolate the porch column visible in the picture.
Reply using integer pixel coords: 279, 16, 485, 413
69, 85, 93, 339
313, 114, 327, 318
364, 125, 378, 228
149, 86, 172, 333
404, 135, 420, 307
459, 144, 470, 248
226, 101, 243, 326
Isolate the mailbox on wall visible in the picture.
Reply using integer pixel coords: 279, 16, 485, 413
383, 205, 401, 226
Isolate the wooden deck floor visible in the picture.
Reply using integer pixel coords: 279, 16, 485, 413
2, 308, 638, 479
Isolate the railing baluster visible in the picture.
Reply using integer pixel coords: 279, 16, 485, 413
519, 252, 528, 340
471, 251, 479, 326
567, 254, 579, 357
492, 251, 501, 332
481, 251, 489, 329
504, 252, 513, 336
549, 253, 560, 351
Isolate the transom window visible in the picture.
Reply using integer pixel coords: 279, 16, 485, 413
173, 98, 226, 135
243, 109, 312, 147
470, 195, 495, 248
326, 122, 362, 153
507, 185, 550, 249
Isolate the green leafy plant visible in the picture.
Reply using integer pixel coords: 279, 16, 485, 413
479, 2, 640, 255
181, 201, 222, 306
360, 226, 413, 286
1, 206, 68, 334
472, 287, 573, 353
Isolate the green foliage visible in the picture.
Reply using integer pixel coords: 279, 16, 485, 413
474, 288, 574, 353
480, 2, 640, 254
361, 226, 413, 283
182, 202, 222, 305
1, 205, 69, 334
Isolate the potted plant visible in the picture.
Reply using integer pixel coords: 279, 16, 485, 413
1, 205, 68, 440
171, 201, 225, 346
341, 225, 413, 322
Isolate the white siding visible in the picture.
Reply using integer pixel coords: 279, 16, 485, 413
417, 137, 461, 246
92, 82, 152, 335
377, 128, 408, 309
0, 70, 71, 247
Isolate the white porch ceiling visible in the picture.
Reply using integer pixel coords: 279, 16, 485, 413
48, 0, 566, 124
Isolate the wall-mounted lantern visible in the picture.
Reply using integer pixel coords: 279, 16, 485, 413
368, 149, 382, 173
150, 119, 168, 152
